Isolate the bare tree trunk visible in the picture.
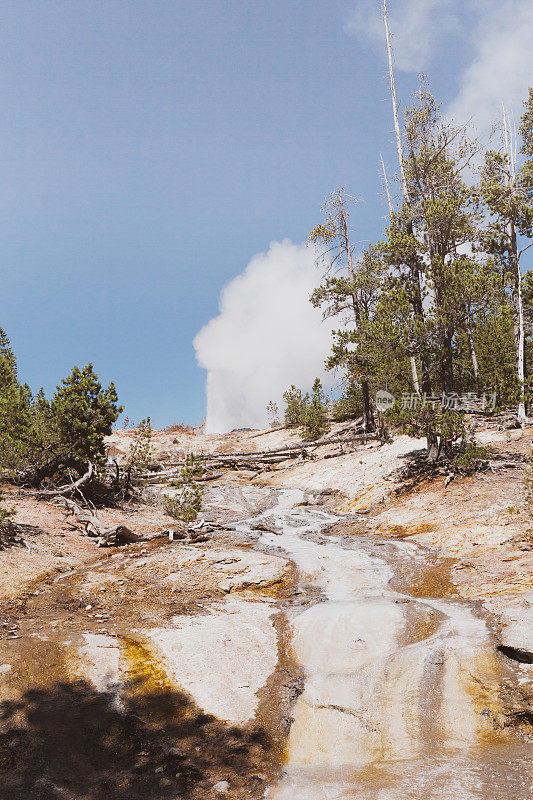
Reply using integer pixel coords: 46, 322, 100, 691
339, 204, 375, 431
382, 154, 421, 398
361, 379, 373, 431
440, 330, 455, 395
466, 311, 480, 384
509, 219, 527, 424
383, 2, 409, 200
383, 1, 431, 398
426, 431, 440, 462
502, 104, 527, 424
380, 152, 394, 212
410, 356, 421, 395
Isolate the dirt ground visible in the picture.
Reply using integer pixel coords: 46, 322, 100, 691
2, 422, 532, 616
0, 423, 532, 798
363, 428, 533, 607
0, 493, 181, 608
0, 493, 298, 799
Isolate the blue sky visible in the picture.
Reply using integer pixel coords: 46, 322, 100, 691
1, 1, 531, 426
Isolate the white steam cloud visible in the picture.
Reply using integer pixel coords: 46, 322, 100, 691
194, 240, 336, 434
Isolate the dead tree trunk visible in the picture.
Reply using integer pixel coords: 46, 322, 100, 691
381, 153, 421, 397
502, 103, 527, 425
466, 310, 480, 384
383, 0, 432, 398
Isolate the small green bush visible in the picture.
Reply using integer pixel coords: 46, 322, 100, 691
0, 491, 15, 529
266, 401, 280, 428
120, 418, 152, 495
165, 453, 204, 522
301, 378, 331, 441
282, 386, 308, 428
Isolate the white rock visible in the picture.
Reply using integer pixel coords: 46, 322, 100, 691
148, 597, 277, 724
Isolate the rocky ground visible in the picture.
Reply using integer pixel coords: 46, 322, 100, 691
0, 421, 531, 798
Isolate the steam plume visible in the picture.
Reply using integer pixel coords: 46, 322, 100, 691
194, 239, 336, 433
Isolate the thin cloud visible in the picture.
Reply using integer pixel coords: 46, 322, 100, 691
346, 0, 532, 141
345, 0, 460, 72
448, 0, 533, 140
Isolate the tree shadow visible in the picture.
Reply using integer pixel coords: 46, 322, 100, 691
0, 680, 273, 799
397, 448, 428, 461
0, 522, 47, 551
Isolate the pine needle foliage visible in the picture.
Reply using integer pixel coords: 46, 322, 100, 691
165, 453, 204, 522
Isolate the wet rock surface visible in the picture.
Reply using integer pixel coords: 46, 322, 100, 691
0, 476, 531, 799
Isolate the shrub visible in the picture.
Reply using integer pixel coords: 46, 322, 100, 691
121, 418, 152, 495
0, 491, 15, 528
301, 378, 331, 441
282, 386, 308, 428
165, 453, 204, 522
388, 402, 485, 464
266, 401, 280, 428
163, 422, 196, 434
452, 440, 487, 470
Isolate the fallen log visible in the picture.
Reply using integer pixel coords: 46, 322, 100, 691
145, 433, 378, 474
25, 462, 95, 498
57, 496, 142, 546
200, 432, 376, 460
136, 432, 381, 484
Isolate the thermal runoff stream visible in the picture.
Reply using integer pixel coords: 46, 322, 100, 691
0, 485, 531, 799
231, 487, 532, 800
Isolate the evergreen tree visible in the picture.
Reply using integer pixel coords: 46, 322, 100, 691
310, 190, 384, 429
282, 385, 308, 428
331, 375, 363, 421
51, 364, 122, 465
308, 86, 531, 459
479, 93, 533, 422
0, 326, 17, 386
0, 360, 123, 482
384, 90, 485, 394
301, 378, 330, 440
376, 89, 503, 455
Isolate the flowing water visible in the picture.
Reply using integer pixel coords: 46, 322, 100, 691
226, 487, 533, 800
0, 485, 531, 799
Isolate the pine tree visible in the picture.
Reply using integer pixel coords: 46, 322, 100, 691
357, 88, 503, 457
479, 93, 533, 422
282, 385, 308, 428
301, 378, 330, 440
310, 190, 385, 429
50, 364, 122, 465
0, 327, 17, 390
